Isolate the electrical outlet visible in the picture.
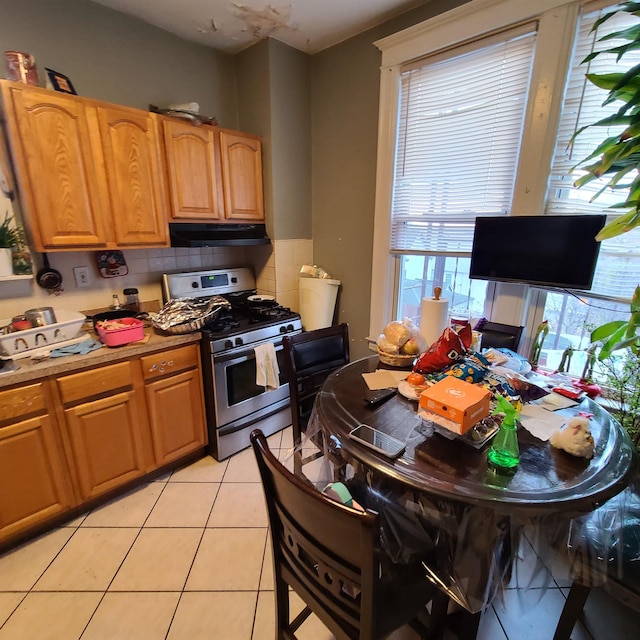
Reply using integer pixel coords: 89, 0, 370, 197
73, 266, 90, 288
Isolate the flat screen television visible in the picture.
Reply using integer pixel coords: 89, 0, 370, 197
469, 215, 606, 290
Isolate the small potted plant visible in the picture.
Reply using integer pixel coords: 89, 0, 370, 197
588, 285, 640, 444
0, 211, 21, 276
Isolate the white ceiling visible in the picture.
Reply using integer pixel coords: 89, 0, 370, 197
89, 0, 428, 54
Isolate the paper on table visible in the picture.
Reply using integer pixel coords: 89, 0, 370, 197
519, 404, 567, 441
362, 369, 409, 390
531, 391, 579, 410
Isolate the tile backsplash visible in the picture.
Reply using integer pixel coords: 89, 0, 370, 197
1, 239, 314, 320
0, 246, 247, 319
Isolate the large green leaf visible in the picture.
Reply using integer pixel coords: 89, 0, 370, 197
592, 320, 627, 342
598, 323, 631, 360
595, 209, 640, 239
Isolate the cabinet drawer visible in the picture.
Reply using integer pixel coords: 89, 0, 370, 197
141, 344, 199, 381
0, 383, 46, 422
57, 361, 133, 405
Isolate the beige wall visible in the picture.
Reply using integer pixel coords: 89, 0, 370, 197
236, 39, 312, 309
0, 0, 237, 124
310, 0, 470, 358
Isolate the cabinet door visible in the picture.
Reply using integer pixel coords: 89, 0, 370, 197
3, 83, 108, 250
219, 130, 265, 221
96, 105, 168, 247
145, 369, 207, 466
0, 415, 73, 542
64, 391, 146, 501
163, 119, 221, 220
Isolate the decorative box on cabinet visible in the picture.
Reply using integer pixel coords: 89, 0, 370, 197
141, 344, 207, 465
56, 362, 151, 501
0, 80, 169, 251
0, 382, 74, 546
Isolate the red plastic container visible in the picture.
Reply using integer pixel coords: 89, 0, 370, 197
96, 317, 145, 347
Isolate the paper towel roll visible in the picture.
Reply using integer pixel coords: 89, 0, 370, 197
419, 297, 449, 346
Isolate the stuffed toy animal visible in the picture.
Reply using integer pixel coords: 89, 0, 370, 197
550, 416, 595, 459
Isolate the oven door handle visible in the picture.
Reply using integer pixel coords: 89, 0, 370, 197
214, 339, 285, 365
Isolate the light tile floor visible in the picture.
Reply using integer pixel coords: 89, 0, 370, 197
0, 425, 638, 640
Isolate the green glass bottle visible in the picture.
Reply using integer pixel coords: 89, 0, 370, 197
487, 395, 520, 469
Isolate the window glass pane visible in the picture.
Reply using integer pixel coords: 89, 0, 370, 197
391, 29, 536, 253
546, 5, 640, 299
539, 290, 629, 379
397, 255, 487, 328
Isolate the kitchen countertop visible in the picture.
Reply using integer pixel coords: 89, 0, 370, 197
0, 324, 202, 390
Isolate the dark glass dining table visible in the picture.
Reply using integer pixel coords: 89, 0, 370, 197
306, 355, 636, 613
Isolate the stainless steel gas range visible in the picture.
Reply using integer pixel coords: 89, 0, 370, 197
162, 268, 302, 460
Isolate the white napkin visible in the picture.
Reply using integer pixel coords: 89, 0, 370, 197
255, 342, 280, 389
519, 404, 567, 441
362, 369, 409, 390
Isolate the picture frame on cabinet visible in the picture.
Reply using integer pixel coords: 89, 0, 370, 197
44, 68, 76, 94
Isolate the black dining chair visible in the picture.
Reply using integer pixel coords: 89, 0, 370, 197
250, 429, 438, 640
553, 474, 640, 640
282, 323, 350, 475
475, 321, 524, 352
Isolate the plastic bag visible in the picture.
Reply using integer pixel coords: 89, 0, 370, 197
413, 324, 472, 374
377, 317, 427, 355
299, 264, 332, 279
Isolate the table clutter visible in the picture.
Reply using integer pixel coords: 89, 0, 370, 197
371, 316, 610, 464
294, 314, 637, 616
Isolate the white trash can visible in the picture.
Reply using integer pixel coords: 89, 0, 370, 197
299, 277, 340, 331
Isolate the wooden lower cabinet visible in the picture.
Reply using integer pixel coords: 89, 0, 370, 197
145, 368, 207, 465
0, 413, 73, 542
141, 344, 207, 465
0, 341, 207, 548
64, 391, 147, 501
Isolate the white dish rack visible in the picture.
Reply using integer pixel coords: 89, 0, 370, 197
0, 310, 87, 358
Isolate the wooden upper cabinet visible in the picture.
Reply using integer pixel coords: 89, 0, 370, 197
1, 83, 108, 250
0, 80, 169, 251
96, 106, 168, 246
219, 129, 265, 221
162, 119, 220, 221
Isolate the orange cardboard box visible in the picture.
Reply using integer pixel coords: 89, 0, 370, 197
419, 376, 491, 434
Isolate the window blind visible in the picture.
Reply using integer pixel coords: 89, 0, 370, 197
391, 28, 537, 254
546, 5, 640, 298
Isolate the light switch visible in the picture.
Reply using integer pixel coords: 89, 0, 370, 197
73, 266, 90, 288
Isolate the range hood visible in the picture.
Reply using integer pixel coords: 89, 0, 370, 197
169, 223, 271, 247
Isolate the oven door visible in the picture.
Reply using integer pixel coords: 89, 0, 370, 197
212, 336, 294, 427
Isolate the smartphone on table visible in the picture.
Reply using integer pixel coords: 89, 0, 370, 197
348, 424, 406, 458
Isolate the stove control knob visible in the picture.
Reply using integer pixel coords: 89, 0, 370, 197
224, 339, 233, 349
279, 325, 287, 333
235, 337, 243, 346
286, 324, 294, 332
191, 281, 199, 289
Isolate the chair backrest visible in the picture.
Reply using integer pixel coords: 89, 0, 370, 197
250, 429, 379, 638
282, 323, 350, 437
477, 321, 524, 351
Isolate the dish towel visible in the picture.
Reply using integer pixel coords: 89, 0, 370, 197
50, 339, 104, 358
255, 342, 280, 390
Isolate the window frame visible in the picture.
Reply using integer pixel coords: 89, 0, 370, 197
370, 0, 589, 340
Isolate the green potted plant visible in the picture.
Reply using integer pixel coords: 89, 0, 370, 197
0, 211, 21, 277
589, 286, 640, 451
571, 1, 640, 240
571, 3, 640, 450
